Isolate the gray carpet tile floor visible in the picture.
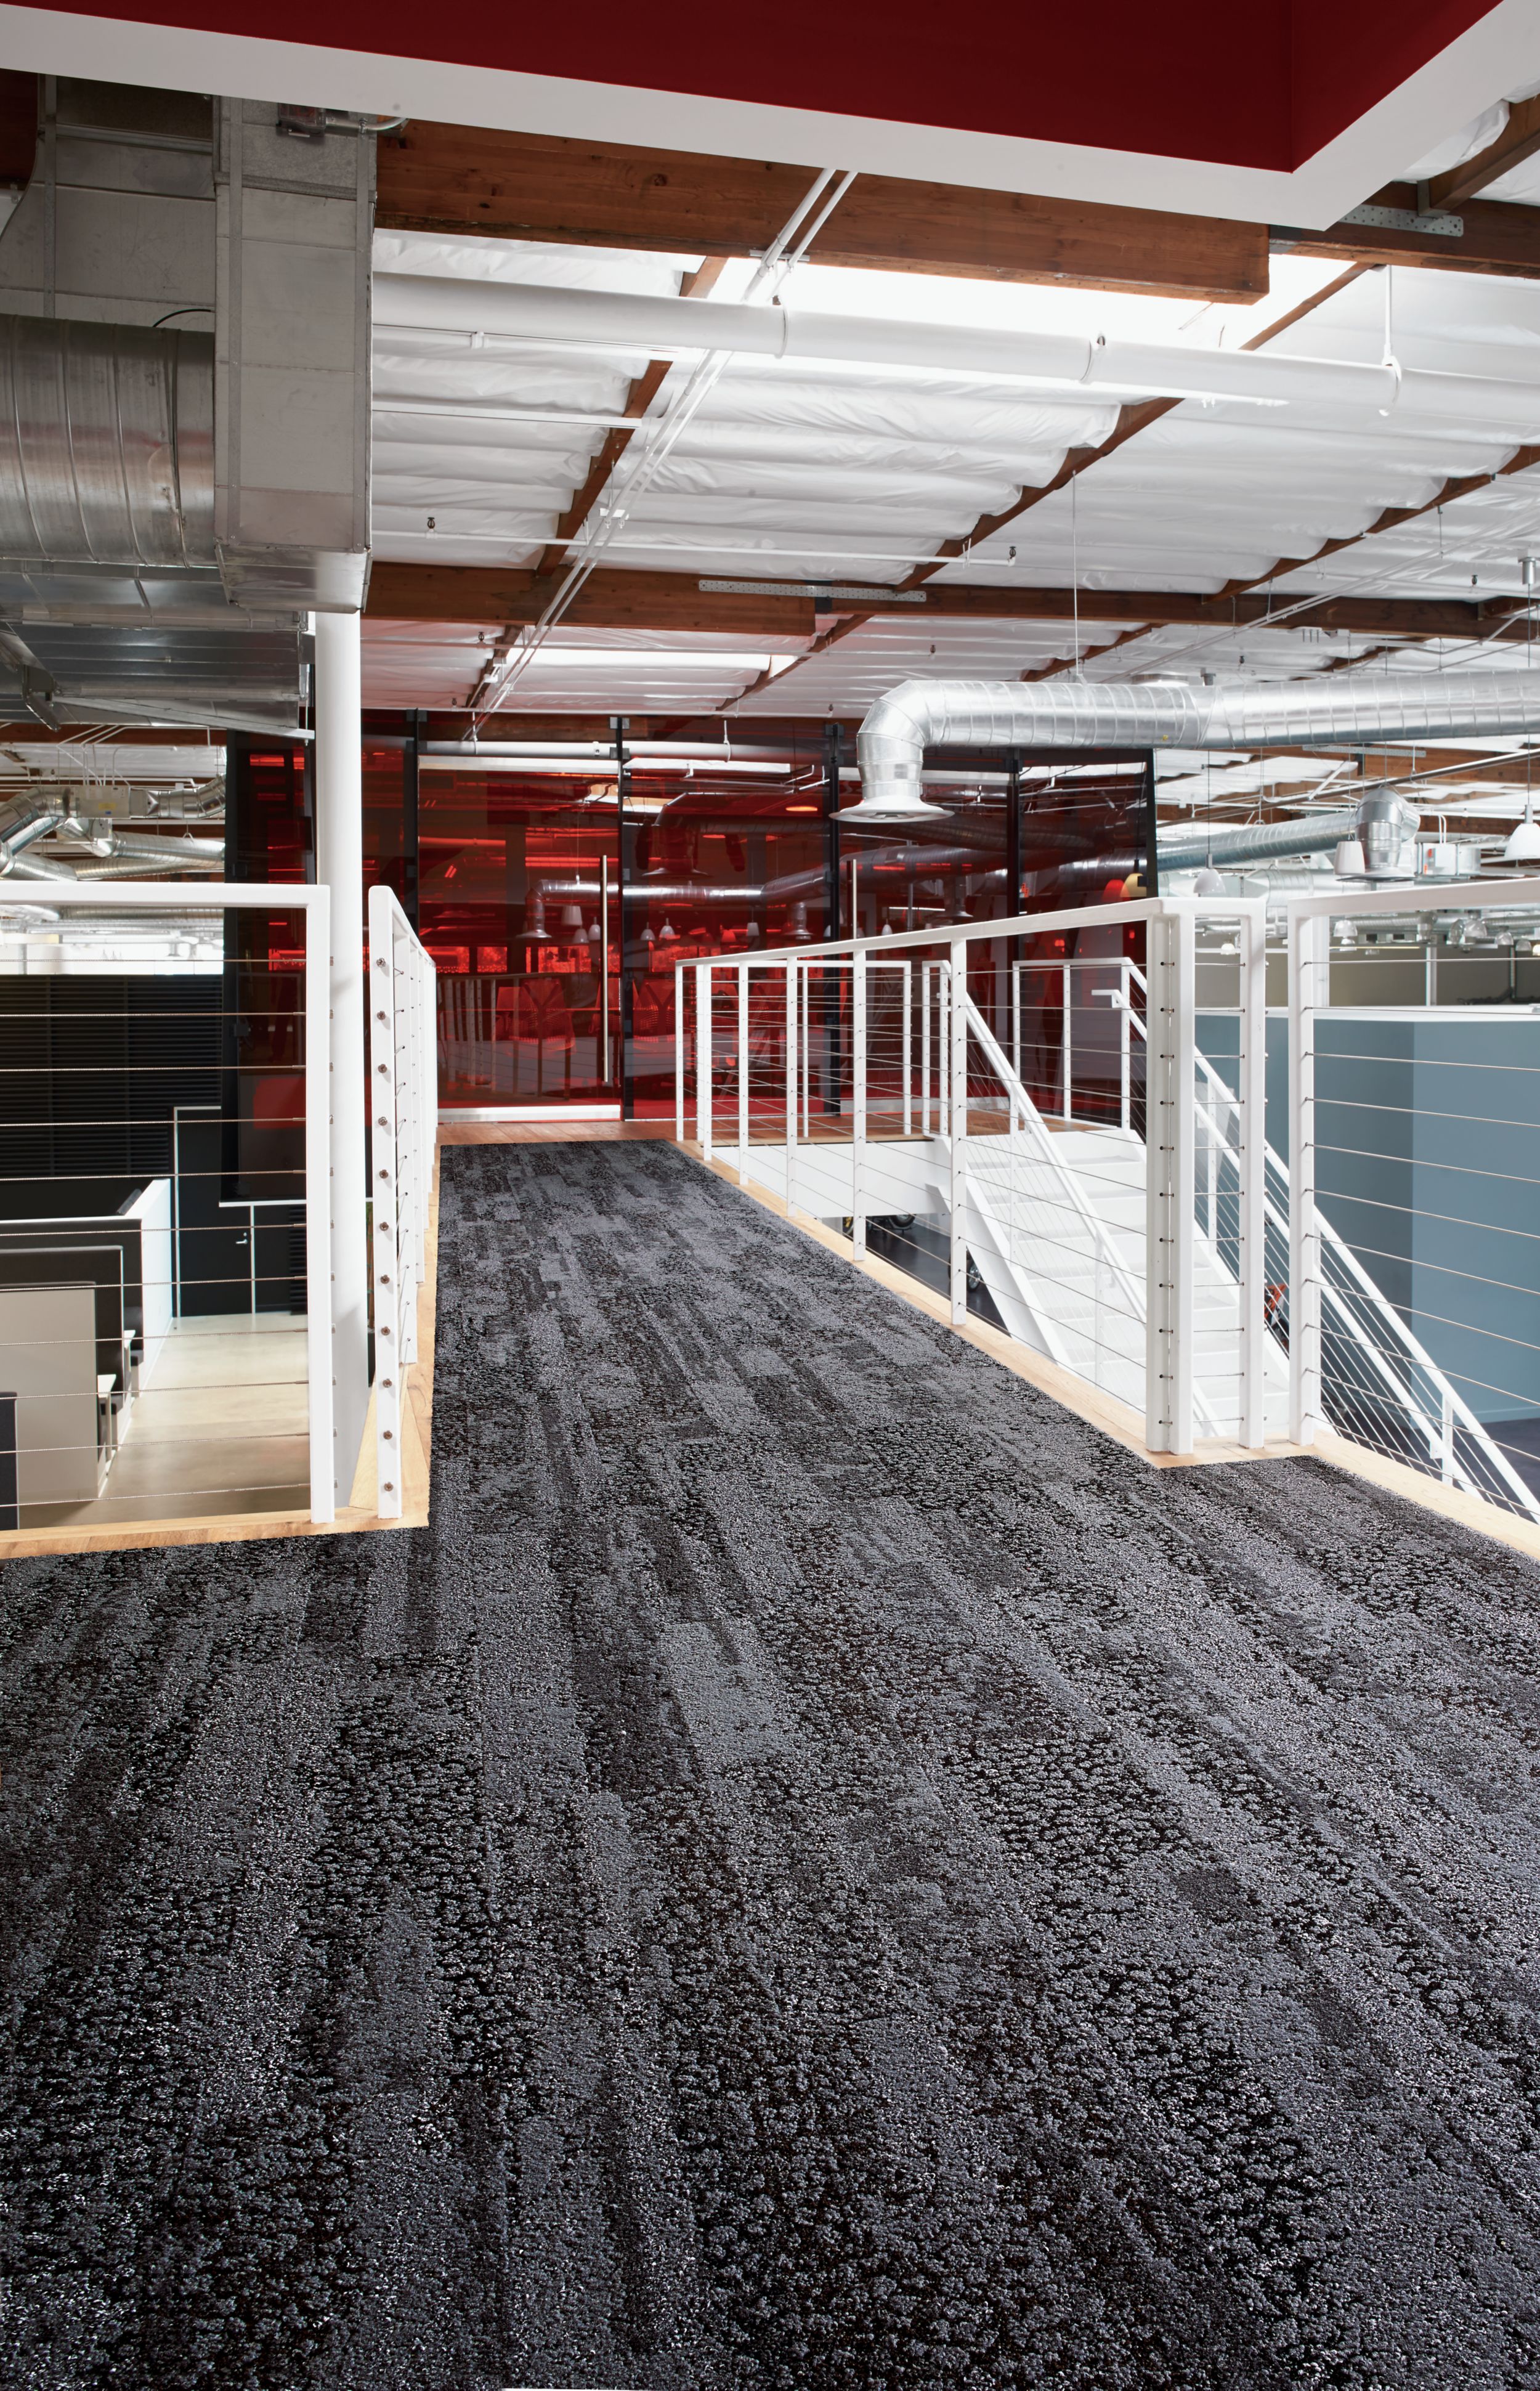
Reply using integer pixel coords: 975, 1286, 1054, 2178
7, 1139, 1540, 2389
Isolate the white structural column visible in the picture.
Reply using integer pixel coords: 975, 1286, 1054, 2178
314, 609, 369, 1508
1289, 908, 1331, 1445
1144, 908, 1196, 1455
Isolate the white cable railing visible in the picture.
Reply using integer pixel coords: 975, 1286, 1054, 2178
368, 886, 437, 1520
679, 898, 1270, 1457
1287, 881, 1540, 1524
676, 883, 1540, 1527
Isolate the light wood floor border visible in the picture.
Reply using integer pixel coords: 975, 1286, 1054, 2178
0, 1160, 440, 1564
685, 1144, 1540, 1561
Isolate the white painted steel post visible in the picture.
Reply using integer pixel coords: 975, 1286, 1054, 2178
785, 960, 799, 1216
675, 961, 685, 1141
852, 947, 867, 1255
314, 608, 368, 1510
368, 887, 404, 1519
695, 963, 712, 1158
800, 962, 809, 1137
940, 967, 950, 1121
949, 940, 967, 1325
303, 885, 336, 1521
395, 914, 419, 1369
921, 963, 933, 1134
1289, 909, 1330, 1445
1011, 960, 1021, 1089
1061, 961, 1072, 1119
902, 958, 913, 1135
1237, 905, 1266, 1450
737, 961, 750, 1184
1119, 959, 1132, 1131
1144, 909, 1196, 1455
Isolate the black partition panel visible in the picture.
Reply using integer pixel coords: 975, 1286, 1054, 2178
0, 976, 221, 1202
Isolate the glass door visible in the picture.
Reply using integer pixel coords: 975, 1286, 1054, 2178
418, 766, 620, 1111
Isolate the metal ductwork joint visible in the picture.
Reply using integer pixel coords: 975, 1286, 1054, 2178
851, 670, 1540, 822
0, 79, 373, 729
0, 794, 83, 878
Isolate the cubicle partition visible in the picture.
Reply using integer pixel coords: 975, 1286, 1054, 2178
0, 885, 338, 1532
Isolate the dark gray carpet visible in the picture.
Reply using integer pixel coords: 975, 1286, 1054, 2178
7, 1140, 1540, 2390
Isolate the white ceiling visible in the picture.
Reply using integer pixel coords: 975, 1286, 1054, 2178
363, 220, 1540, 720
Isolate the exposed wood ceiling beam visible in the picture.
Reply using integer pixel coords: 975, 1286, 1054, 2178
530, 259, 728, 582
897, 266, 1369, 599
377, 123, 1269, 301
1289, 185, 1540, 278
1211, 443, 1540, 605
1429, 97, 1540, 208
733, 264, 1367, 707
365, 562, 1537, 647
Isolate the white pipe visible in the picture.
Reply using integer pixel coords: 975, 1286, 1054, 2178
315, 609, 369, 1511
373, 272, 1540, 432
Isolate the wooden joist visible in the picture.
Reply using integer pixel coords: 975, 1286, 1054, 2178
365, 562, 1533, 646
377, 123, 1270, 301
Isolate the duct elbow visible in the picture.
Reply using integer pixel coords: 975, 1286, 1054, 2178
854, 681, 937, 812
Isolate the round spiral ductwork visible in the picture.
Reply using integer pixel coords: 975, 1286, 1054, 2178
0, 313, 213, 570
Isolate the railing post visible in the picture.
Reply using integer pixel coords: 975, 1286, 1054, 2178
1120, 957, 1132, 1131
1061, 961, 1072, 1119
675, 960, 685, 1142
902, 957, 913, 1136
1238, 903, 1266, 1449
922, 962, 933, 1134
1011, 959, 1021, 1090
695, 962, 712, 1159
1289, 907, 1329, 1445
940, 965, 950, 1121
949, 939, 967, 1324
1145, 908, 1195, 1455
852, 946, 867, 1255
305, 886, 336, 1522
785, 960, 799, 1216
737, 960, 750, 1186
396, 916, 419, 1370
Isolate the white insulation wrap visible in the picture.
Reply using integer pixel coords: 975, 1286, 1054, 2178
372, 272, 1540, 431
853, 670, 1540, 810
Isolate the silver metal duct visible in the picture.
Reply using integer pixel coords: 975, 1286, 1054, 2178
81, 819, 224, 866
853, 671, 1540, 818
1159, 813, 1358, 869
0, 794, 80, 869
0, 316, 214, 569
4, 849, 77, 881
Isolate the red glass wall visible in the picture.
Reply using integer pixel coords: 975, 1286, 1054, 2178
623, 768, 830, 1115
419, 769, 621, 1110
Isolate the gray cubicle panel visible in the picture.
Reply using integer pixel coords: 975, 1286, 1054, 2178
0, 1246, 126, 1385
0, 1282, 100, 1507
0, 1216, 144, 1336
